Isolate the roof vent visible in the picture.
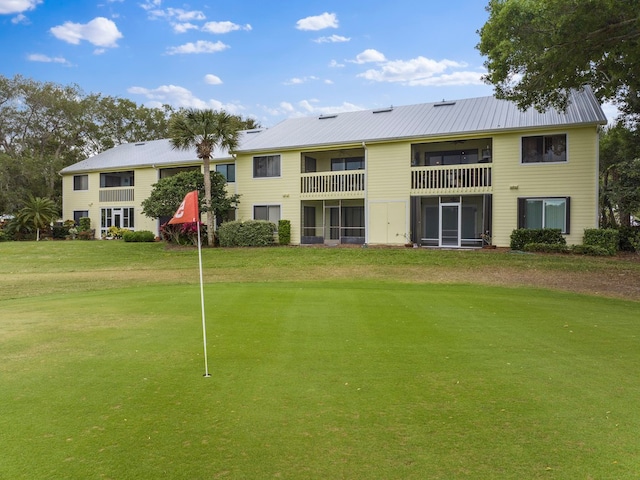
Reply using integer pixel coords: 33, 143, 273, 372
245, 129, 263, 134
373, 106, 393, 114
319, 114, 337, 120
434, 101, 456, 107
135, 142, 146, 146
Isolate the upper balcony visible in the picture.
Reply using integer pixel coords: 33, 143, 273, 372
301, 171, 365, 199
410, 164, 492, 195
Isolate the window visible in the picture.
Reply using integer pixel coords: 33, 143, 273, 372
254, 205, 280, 224
522, 134, 567, 163
73, 175, 88, 191
159, 166, 200, 179
101, 207, 135, 230
253, 155, 280, 178
216, 163, 236, 182
331, 157, 364, 171
518, 197, 570, 233
100, 171, 134, 187
342, 206, 365, 237
73, 210, 88, 225
424, 150, 479, 166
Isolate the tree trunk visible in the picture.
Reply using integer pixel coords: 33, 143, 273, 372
202, 156, 215, 246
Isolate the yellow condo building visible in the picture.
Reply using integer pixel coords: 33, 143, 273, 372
60, 88, 607, 248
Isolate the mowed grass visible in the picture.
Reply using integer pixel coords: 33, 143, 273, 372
1, 242, 639, 479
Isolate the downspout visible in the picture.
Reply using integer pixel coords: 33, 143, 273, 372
362, 141, 369, 245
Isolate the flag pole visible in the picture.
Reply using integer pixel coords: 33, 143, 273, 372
196, 220, 211, 377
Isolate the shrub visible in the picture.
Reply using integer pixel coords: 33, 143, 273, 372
617, 226, 640, 252
583, 228, 618, 255
78, 217, 91, 233
523, 243, 569, 253
278, 220, 291, 245
77, 229, 95, 240
160, 222, 202, 246
510, 228, 566, 251
123, 230, 156, 242
218, 220, 276, 247
570, 244, 610, 256
52, 225, 70, 239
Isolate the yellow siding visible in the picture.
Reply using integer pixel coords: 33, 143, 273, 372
235, 152, 302, 243
492, 126, 599, 247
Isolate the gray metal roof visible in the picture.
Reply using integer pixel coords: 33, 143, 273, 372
239, 87, 607, 152
61, 88, 606, 174
60, 137, 234, 174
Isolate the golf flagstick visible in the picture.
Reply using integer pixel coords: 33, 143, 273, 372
196, 220, 211, 377
168, 191, 211, 377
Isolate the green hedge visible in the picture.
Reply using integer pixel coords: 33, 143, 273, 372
278, 220, 291, 245
123, 230, 156, 242
570, 244, 610, 256
617, 226, 640, 252
583, 228, 618, 255
523, 243, 569, 254
218, 220, 276, 247
510, 228, 566, 251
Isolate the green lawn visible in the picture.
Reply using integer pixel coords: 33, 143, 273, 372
1, 242, 639, 479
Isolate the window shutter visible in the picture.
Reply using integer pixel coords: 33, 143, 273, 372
565, 197, 571, 234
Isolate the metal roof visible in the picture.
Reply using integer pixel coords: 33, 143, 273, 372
61, 88, 606, 174
60, 137, 234, 174
239, 87, 607, 152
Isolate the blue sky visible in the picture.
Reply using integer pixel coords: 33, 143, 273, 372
0, 0, 616, 127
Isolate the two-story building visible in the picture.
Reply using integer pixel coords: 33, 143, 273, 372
60, 88, 607, 247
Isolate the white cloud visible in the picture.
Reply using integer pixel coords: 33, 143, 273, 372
352, 49, 386, 64
296, 12, 338, 31
27, 53, 70, 65
202, 21, 252, 34
50, 17, 122, 48
166, 8, 205, 21
356, 54, 484, 87
329, 59, 344, 68
264, 99, 362, 118
166, 40, 229, 55
0, 0, 41, 14
314, 34, 350, 44
283, 76, 319, 86
11, 13, 27, 24
204, 74, 223, 85
128, 84, 244, 113
173, 22, 198, 33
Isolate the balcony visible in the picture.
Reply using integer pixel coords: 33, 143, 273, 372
411, 164, 492, 195
301, 171, 365, 199
99, 187, 134, 202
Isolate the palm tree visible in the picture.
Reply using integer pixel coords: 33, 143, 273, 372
168, 109, 241, 246
16, 195, 59, 241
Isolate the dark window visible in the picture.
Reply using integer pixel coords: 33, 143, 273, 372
253, 155, 281, 178
73, 175, 88, 190
73, 210, 88, 225
254, 205, 280, 224
304, 156, 317, 173
331, 157, 364, 171
216, 163, 236, 182
159, 166, 200, 179
424, 150, 479, 166
522, 134, 567, 163
342, 206, 365, 237
100, 171, 134, 187
518, 197, 570, 234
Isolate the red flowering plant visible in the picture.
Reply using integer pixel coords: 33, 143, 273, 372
160, 221, 204, 246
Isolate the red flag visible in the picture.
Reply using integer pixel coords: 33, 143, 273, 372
169, 190, 199, 224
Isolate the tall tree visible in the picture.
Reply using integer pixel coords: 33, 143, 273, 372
168, 109, 241, 246
15, 195, 59, 241
600, 124, 640, 226
477, 0, 640, 116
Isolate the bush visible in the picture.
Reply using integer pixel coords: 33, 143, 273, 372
510, 228, 566, 251
278, 220, 291, 245
583, 228, 618, 255
78, 217, 91, 233
218, 220, 276, 247
52, 225, 70, 239
523, 243, 569, 253
123, 230, 156, 242
77, 229, 95, 240
570, 244, 610, 256
160, 222, 202, 246
617, 226, 640, 252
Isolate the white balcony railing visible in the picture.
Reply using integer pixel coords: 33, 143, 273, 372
411, 164, 492, 194
301, 171, 365, 197
99, 187, 134, 202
